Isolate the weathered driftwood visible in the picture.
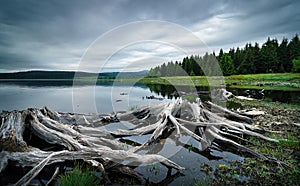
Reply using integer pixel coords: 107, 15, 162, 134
0, 98, 279, 185
45, 166, 59, 186
207, 101, 253, 123
0, 111, 28, 152
211, 88, 234, 100
237, 109, 265, 117
235, 96, 256, 100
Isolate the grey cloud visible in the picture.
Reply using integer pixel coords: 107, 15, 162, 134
0, 0, 299, 72
201, 0, 300, 49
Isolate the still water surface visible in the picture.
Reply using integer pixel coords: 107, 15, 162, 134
0, 82, 171, 113
1, 81, 298, 114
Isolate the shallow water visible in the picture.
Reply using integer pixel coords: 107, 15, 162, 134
145, 83, 300, 104
100, 121, 244, 185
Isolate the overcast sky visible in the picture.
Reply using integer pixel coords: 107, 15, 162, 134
0, 0, 299, 73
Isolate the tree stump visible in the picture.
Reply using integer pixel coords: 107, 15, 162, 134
0, 98, 278, 185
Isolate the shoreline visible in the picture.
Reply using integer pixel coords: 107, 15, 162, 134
0, 73, 299, 91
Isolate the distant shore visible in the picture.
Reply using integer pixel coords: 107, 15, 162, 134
1, 72, 299, 91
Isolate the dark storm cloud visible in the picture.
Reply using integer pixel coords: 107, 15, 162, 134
0, 0, 299, 72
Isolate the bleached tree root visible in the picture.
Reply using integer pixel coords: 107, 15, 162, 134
0, 98, 278, 185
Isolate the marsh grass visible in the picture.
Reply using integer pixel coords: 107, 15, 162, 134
57, 163, 100, 186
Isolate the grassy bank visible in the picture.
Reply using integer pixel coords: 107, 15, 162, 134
140, 73, 300, 91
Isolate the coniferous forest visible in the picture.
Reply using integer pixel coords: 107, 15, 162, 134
148, 34, 300, 77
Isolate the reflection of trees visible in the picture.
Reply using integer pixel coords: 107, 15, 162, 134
119, 129, 222, 161
147, 170, 184, 186
144, 83, 211, 100
266, 90, 297, 103
145, 84, 177, 99
228, 88, 299, 104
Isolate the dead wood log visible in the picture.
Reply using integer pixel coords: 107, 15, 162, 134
111, 122, 160, 137
110, 99, 278, 158
15, 151, 65, 186
0, 107, 185, 185
205, 126, 267, 159
85, 160, 111, 183
0, 96, 281, 185
20, 148, 178, 179
211, 88, 234, 100
2, 148, 184, 185
0, 111, 28, 152
42, 106, 118, 126
207, 101, 252, 123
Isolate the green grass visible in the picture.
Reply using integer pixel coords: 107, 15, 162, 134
199, 132, 300, 185
140, 73, 300, 91
269, 134, 300, 148
228, 97, 300, 110
57, 163, 100, 186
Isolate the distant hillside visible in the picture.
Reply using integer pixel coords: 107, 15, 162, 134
0, 70, 148, 80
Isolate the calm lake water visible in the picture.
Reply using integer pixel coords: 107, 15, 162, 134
1, 81, 298, 114
0, 81, 172, 114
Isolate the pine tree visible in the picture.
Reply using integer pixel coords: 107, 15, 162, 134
160, 63, 167, 77
228, 48, 235, 61
259, 38, 279, 73
278, 38, 291, 72
189, 56, 200, 76
238, 44, 255, 74
182, 57, 190, 75
219, 53, 235, 76
288, 34, 300, 62
253, 43, 261, 73
218, 49, 224, 62
233, 47, 243, 71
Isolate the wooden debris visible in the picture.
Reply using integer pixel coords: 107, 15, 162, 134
239, 110, 265, 117
235, 96, 256, 100
0, 96, 279, 185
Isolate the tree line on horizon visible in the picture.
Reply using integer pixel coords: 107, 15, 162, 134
147, 34, 300, 77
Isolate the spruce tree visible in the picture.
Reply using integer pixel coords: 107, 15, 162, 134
288, 34, 300, 62
278, 38, 291, 72
219, 53, 235, 76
